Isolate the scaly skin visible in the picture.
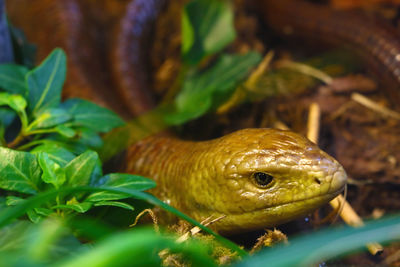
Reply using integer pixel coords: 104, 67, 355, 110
125, 128, 347, 234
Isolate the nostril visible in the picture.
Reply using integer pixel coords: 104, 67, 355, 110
314, 177, 321, 184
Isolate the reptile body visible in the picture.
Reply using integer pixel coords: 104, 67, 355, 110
125, 128, 346, 234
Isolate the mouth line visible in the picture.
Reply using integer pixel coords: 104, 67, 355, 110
253, 186, 344, 211
242, 186, 346, 214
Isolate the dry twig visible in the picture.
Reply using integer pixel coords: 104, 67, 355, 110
307, 102, 383, 256
351, 92, 400, 120
130, 209, 159, 233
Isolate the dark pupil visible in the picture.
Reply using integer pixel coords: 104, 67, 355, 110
254, 172, 273, 186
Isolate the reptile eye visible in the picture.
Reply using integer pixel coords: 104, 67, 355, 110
253, 172, 273, 187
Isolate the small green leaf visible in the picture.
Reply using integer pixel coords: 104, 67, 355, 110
182, 10, 194, 55
27, 48, 66, 115
37, 138, 88, 155
52, 202, 92, 213
8, 94, 27, 112
30, 143, 76, 167
55, 125, 76, 138
61, 98, 124, 133
9, 25, 37, 69
93, 201, 134, 211
0, 92, 27, 113
5, 195, 25, 206
89, 159, 103, 187
38, 152, 66, 188
183, 0, 236, 65
65, 150, 99, 187
31, 108, 72, 129
165, 52, 261, 125
86, 174, 156, 202
0, 147, 41, 194
75, 128, 103, 148
7, 198, 44, 223
0, 64, 28, 95
34, 207, 53, 217
27, 209, 42, 223
0, 93, 28, 134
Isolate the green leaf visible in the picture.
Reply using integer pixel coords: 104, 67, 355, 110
9, 24, 37, 69
93, 201, 134, 211
61, 98, 124, 133
0, 221, 32, 251
55, 124, 76, 138
182, 0, 236, 65
0, 92, 27, 113
0, 186, 246, 257
182, 10, 194, 56
75, 128, 103, 148
58, 227, 214, 266
0, 219, 85, 264
31, 108, 72, 129
8, 94, 27, 112
0, 147, 41, 194
52, 202, 92, 213
88, 159, 103, 187
0, 93, 28, 135
235, 215, 400, 267
27, 209, 42, 223
34, 207, 53, 217
30, 143, 76, 167
86, 174, 156, 202
33, 138, 88, 155
65, 150, 99, 187
58, 227, 217, 267
0, 64, 28, 95
165, 52, 261, 125
27, 48, 66, 115
5, 195, 25, 206
38, 152, 66, 188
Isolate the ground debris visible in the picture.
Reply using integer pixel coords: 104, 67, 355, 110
160, 220, 240, 266
250, 229, 288, 254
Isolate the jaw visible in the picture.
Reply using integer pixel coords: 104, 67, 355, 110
208, 190, 342, 235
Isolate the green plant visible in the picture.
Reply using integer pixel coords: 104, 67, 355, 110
163, 0, 261, 125
0, 48, 164, 222
0, 18, 245, 263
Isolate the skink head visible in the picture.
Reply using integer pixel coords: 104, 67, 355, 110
191, 128, 347, 234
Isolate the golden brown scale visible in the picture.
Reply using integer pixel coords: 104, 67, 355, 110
125, 128, 347, 234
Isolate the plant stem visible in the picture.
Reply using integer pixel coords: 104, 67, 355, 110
18, 110, 28, 131
7, 133, 25, 148
7, 109, 30, 148
25, 128, 57, 136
